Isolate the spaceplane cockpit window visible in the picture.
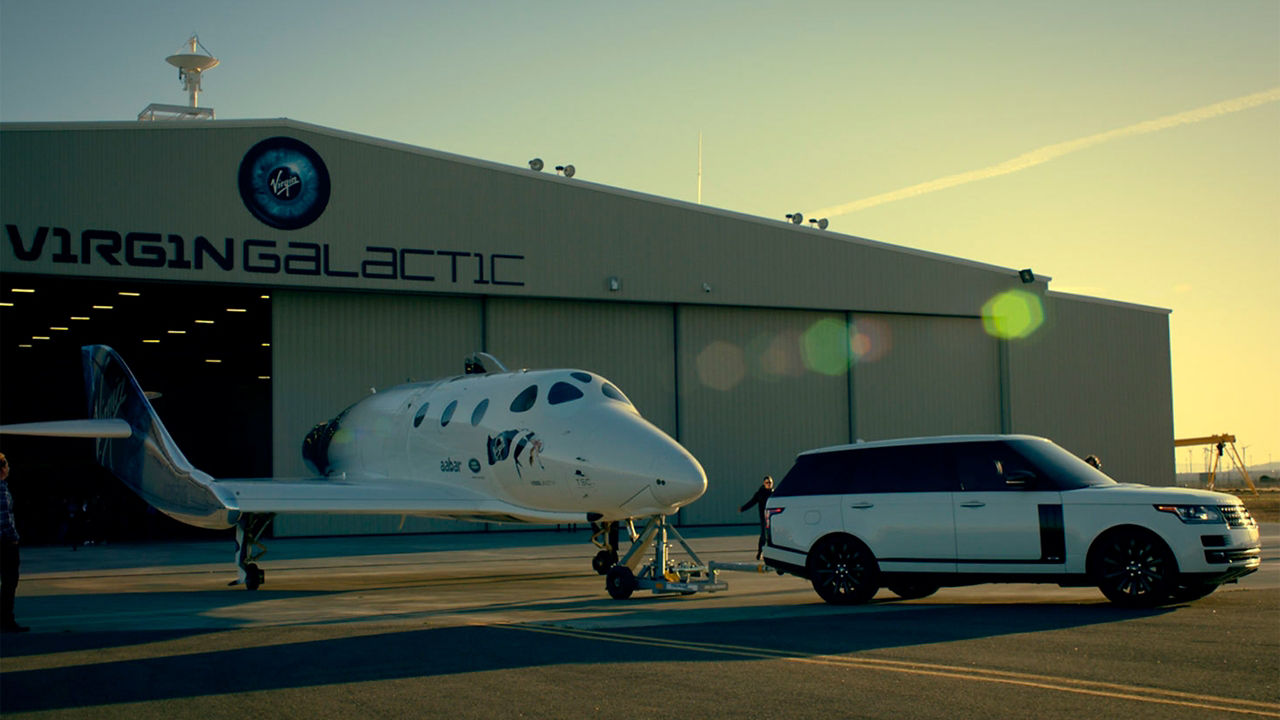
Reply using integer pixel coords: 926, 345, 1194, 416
412, 402, 430, 428
601, 382, 632, 405
510, 385, 538, 413
440, 400, 458, 427
548, 381, 585, 405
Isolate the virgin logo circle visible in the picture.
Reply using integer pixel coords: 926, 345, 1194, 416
239, 137, 330, 230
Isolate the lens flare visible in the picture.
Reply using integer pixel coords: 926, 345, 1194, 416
982, 290, 1045, 339
751, 330, 804, 380
696, 340, 746, 391
801, 318, 850, 376
850, 317, 892, 363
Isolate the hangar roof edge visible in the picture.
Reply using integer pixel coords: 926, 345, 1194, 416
2, 118, 1170, 317
1044, 290, 1170, 315
1, 118, 1043, 282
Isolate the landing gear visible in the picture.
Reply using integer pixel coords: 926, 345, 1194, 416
233, 513, 275, 591
592, 550, 619, 575
602, 515, 764, 599
590, 521, 621, 575
243, 563, 265, 591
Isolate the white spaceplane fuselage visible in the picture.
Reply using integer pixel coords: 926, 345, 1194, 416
0, 346, 708, 589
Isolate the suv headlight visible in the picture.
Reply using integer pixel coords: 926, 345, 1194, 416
1155, 504, 1224, 524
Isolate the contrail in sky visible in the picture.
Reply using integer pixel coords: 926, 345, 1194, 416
807, 87, 1280, 218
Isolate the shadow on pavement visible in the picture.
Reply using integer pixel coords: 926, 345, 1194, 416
0, 601, 1170, 713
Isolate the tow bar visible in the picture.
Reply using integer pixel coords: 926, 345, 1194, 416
604, 514, 769, 599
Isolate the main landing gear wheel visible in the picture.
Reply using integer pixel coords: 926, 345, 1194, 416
808, 535, 879, 605
1091, 528, 1176, 608
244, 563, 265, 591
605, 565, 636, 600
592, 550, 619, 575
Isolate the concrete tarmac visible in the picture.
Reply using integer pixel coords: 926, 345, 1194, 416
2, 525, 1277, 719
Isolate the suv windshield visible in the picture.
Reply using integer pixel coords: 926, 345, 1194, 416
1007, 438, 1117, 490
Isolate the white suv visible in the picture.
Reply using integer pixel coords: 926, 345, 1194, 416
762, 435, 1261, 607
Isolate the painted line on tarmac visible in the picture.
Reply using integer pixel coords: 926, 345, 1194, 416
499, 624, 1280, 718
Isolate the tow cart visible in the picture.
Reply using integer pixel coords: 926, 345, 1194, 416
604, 514, 770, 599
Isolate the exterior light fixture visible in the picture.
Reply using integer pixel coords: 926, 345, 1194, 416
1019, 269, 1035, 284
785, 213, 803, 225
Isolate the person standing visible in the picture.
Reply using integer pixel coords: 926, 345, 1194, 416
0, 452, 27, 633
739, 475, 774, 560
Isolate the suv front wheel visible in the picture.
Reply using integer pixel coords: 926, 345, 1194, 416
1090, 528, 1176, 608
807, 535, 880, 605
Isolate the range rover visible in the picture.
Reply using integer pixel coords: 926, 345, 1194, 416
762, 435, 1261, 607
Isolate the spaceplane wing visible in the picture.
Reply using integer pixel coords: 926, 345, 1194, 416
0, 345, 707, 590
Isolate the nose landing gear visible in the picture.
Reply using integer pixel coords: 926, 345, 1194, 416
604, 514, 766, 599
590, 521, 622, 575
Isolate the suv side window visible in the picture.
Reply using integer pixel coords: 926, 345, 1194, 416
774, 450, 858, 496
954, 441, 1040, 491
851, 445, 954, 493
773, 444, 955, 496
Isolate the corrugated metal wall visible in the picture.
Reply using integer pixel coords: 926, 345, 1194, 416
851, 313, 1002, 440
1008, 294, 1175, 485
676, 306, 851, 524
271, 290, 483, 536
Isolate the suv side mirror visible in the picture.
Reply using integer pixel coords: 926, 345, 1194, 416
1005, 469, 1036, 488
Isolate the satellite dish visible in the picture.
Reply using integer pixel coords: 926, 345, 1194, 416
563, 164, 575, 178
164, 35, 218, 108
529, 158, 544, 171
790, 212, 803, 225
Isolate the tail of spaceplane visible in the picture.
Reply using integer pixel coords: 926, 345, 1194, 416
0, 346, 237, 529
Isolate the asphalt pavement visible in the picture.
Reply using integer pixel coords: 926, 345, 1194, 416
2, 524, 1277, 719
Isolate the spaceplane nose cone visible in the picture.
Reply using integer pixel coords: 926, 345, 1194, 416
652, 445, 707, 508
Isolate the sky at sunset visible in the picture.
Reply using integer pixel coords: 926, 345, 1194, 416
2, 1, 1276, 470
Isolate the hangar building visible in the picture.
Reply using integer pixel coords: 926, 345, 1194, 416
0, 120, 1175, 539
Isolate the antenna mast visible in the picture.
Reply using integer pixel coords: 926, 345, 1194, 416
697, 131, 703, 204
138, 34, 219, 121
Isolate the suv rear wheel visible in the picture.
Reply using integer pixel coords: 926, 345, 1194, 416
1090, 528, 1176, 608
807, 535, 879, 605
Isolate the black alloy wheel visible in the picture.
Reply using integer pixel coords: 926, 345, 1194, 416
1092, 529, 1176, 608
808, 536, 879, 605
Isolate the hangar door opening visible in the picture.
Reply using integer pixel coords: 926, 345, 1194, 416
0, 274, 272, 543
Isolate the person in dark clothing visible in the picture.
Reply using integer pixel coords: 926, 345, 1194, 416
0, 452, 28, 633
739, 475, 774, 560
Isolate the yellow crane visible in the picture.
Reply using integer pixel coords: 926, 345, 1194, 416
1174, 434, 1256, 494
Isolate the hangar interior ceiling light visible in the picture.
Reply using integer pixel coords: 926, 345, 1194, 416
0, 274, 272, 384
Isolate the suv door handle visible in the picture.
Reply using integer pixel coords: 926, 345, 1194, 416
959, 501, 986, 508
849, 502, 874, 509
